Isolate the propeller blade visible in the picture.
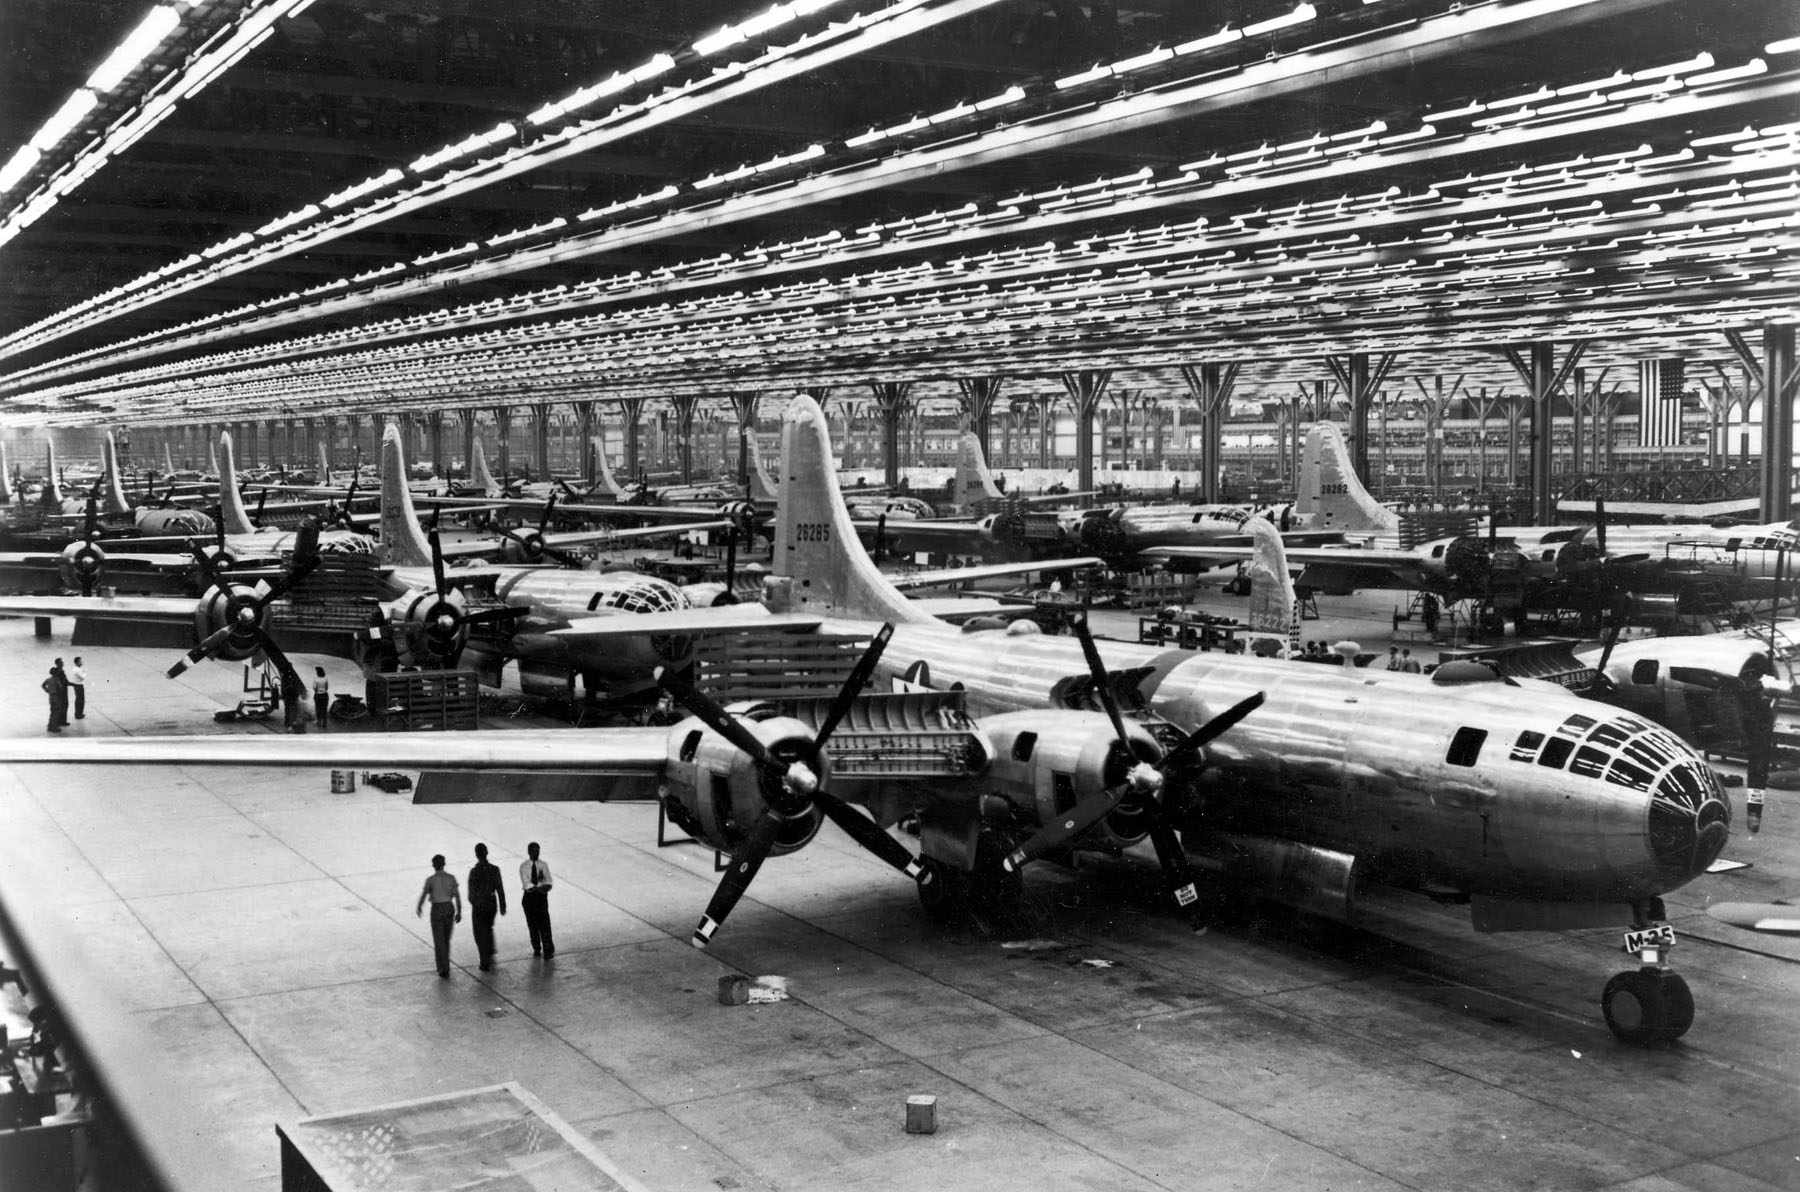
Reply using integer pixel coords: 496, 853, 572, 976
1001, 786, 1128, 873
188, 538, 223, 593
1071, 613, 1131, 745
167, 624, 233, 678
1595, 598, 1629, 673
537, 493, 558, 536
813, 791, 929, 883
254, 490, 268, 526
654, 665, 780, 772
1595, 495, 1607, 556
721, 529, 739, 604
1162, 692, 1266, 769
1146, 820, 1207, 930
811, 624, 894, 751
692, 809, 785, 948
428, 529, 448, 599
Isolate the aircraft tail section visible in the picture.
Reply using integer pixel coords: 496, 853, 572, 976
592, 429, 629, 499
43, 441, 61, 507
101, 431, 131, 514
953, 432, 1004, 506
316, 441, 331, 486
775, 397, 932, 625
1296, 422, 1399, 536
747, 431, 779, 502
470, 437, 497, 496
207, 441, 220, 480
1244, 518, 1300, 656
163, 443, 175, 477
217, 432, 258, 535
379, 424, 434, 567
1, 438, 13, 503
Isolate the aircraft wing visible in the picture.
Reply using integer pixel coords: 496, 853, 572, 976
1144, 544, 1429, 591
550, 501, 738, 523
0, 593, 199, 623
1706, 902, 1800, 935
0, 728, 672, 788
545, 519, 733, 548
854, 517, 993, 549
0, 550, 195, 571
893, 556, 1102, 589
546, 606, 824, 641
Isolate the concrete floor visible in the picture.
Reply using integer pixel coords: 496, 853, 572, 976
1, 583, 1798, 1192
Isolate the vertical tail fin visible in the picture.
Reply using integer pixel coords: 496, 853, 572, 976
163, 443, 175, 477
470, 437, 498, 496
217, 432, 258, 535
775, 397, 932, 624
207, 441, 220, 481
0, 438, 13, 503
592, 428, 628, 499
952, 432, 1004, 509
1244, 518, 1300, 656
747, 430, 779, 503
317, 441, 331, 487
379, 424, 434, 567
101, 431, 131, 514
1295, 422, 1398, 536
43, 441, 62, 507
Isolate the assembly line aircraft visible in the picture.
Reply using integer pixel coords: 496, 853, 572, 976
7, 397, 1734, 1047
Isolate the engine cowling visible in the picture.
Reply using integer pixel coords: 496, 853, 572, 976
660, 709, 826, 857
192, 581, 273, 662
58, 539, 106, 592
975, 709, 1163, 854
389, 587, 470, 667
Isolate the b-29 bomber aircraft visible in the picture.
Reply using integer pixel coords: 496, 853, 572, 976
4, 398, 1734, 1046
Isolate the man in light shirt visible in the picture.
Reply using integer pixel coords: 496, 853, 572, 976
68, 656, 87, 719
415, 854, 462, 978
519, 842, 555, 960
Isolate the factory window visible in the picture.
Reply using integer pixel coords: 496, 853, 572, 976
1011, 731, 1037, 762
1631, 660, 1659, 685
1447, 727, 1487, 767
1538, 737, 1575, 769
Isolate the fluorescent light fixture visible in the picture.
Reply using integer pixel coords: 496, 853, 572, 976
1111, 46, 1172, 74
630, 54, 675, 82
30, 89, 98, 151
322, 168, 404, 209
1687, 58, 1766, 86
1242, 4, 1315, 37
88, 6, 183, 93
1175, 26, 1240, 54
1631, 52, 1713, 80
845, 127, 884, 148
526, 101, 565, 126
0, 146, 41, 192
1055, 64, 1112, 90
1768, 36, 1800, 55
974, 85, 1025, 112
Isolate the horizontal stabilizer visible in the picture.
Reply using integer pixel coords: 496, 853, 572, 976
1706, 901, 1800, 935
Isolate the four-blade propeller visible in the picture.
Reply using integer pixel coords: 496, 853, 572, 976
497, 493, 586, 567
655, 623, 933, 949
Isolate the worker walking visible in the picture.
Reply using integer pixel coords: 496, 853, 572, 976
312, 666, 330, 731
467, 843, 507, 972
519, 842, 555, 960
68, 656, 87, 719
415, 854, 462, 978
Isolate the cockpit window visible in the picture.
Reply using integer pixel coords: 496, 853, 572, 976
1631, 659, 1659, 685
1571, 745, 1610, 779
1447, 727, 1487, 767
1510, 730, 1545, 762
1538, 737, 1575, 769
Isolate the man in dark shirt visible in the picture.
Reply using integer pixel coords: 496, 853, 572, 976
467, 843, 507, 972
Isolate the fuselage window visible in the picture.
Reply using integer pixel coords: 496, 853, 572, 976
1538, 737, 1575, 769
1631, 659, 1659, 685
1571, 744, 1610, 780
1448, 726, 1488, 767
1606, 758, 1656, 793
1588, 721, 1630, 750
587, 592, 605, 612
1509, 729, 1544, 762
680, 730, 703, 762
1012, 731, 1038, 762
1559, 713, 1597, 735
1053, 771, 1077, 814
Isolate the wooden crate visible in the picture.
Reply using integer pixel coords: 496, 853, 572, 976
365, 669, 480, 731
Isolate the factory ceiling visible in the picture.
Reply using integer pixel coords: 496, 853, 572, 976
0, 0, 1795, 426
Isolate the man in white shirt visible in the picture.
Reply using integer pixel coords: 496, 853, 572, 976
519, 842, 555, 959
414, 854, 463, 978
68, 657, 87, 719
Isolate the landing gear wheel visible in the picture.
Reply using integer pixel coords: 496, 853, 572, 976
917, 856, 961, 925
1603, 970, 1692, 1045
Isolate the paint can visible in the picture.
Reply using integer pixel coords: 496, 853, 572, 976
330, 770, 357, 793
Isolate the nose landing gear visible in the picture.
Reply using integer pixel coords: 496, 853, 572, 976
1601, 902, 1694, 1045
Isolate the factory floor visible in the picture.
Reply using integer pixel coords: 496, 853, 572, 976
0, 582, 1797, 1192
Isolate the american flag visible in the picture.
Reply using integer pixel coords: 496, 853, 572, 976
1637, 358, 1686, 447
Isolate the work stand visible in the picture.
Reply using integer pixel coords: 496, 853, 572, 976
656, 803, 728, 872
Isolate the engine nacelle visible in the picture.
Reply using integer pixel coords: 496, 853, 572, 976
58, 540, 106, 592
192, 582, 270, 662
660, 710, 826, 857
1186, 833, 1359, 923
976, 709, 1162, 853
388, 587, 469, 667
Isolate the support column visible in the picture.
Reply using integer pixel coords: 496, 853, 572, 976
729, 393, 760, 489
1323, 352, 1398, 491
613, 397, 644, 481
668, 394, 699, 483
868, 381, 913, 489
1761, 322, 1797, 522
1060, 369, 1112, 494
1503, 341, 1587, 525
494, 406, 513, 482
1410, 375, 1465, 501
531, 403, 552, 482
954, 376, 1004, 462
1178, 363, 1240, 504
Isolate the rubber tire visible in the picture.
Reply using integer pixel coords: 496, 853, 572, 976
917, 856, 961, 925
1655, 972, 1695, 1042
1603, 970, 1673, 1046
